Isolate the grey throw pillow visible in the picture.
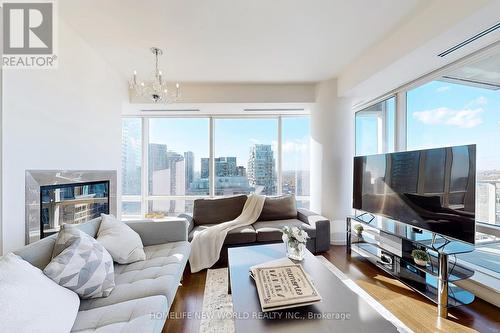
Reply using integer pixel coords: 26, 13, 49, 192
44, 224, 115, 299
258, 195, 297, 221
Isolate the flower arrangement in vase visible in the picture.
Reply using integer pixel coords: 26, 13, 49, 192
282, 226, 309, 261
353, 224, 364, 237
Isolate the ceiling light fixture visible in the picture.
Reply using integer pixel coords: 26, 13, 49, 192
130, 47, 180, 103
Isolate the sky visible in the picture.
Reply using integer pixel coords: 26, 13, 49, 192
149, 117, 310, 172
407, 80, 500, 170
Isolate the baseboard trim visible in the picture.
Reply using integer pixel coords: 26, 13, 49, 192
330, 231, 347, 245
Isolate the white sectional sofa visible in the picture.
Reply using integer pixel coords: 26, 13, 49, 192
14, 217, 191, 333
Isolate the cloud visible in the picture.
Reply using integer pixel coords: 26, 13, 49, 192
412, 107, 483, 128
436, 86, 451, 93
248, 138, 260, 144
282, 140, 309, 153
268, 139, 309, 154
474, 96, 488, 106
464, 96, 488, 108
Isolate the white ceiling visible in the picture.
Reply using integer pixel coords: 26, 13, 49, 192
60, 0, 425, 83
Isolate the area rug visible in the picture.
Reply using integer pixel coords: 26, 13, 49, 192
199, 268, 235, 333
199, 256, 413, 333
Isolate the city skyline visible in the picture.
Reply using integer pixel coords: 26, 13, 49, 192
148, 142, 281, 196
149, 118, 310, 172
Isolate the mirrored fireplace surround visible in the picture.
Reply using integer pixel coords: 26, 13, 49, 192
25, 170, 117, 244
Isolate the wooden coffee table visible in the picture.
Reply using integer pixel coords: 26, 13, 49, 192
228, 243, 399, 333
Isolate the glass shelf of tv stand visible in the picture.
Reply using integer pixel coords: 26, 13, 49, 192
350, 232, 474, 281
350, 213, 475, 255
351, 241, 475, 308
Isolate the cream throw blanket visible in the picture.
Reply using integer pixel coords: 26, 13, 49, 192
189, 194, 266, 273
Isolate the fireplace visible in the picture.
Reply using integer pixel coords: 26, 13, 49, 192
25, 170, 117, 244
40, 181, 110, 238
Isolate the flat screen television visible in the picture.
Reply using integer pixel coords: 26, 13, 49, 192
353, 145, 476, 244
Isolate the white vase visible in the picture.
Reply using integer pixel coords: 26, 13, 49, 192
286, 239, 306, 261
413, 258, 428, 266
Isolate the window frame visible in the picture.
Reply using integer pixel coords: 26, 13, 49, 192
353, 42, 500, 236
121, 112, 311, 218
354, 95, 397, 156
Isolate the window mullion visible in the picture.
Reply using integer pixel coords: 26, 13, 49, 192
277, 116, 283, 195
395, 91, 407, 152
141, 117, 149, 217
209, 117, 215, 197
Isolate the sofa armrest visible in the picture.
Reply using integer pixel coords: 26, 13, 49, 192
297, 208, 330, 252
126, 219, 188, 246
178, 213, 194, 233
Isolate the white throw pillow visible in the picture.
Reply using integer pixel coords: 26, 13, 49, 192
97, 214, 146, 264
0, 253, 80, 333
44, 224, 115, 299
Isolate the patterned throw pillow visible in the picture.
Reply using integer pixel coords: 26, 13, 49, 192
44, 225, 115, 299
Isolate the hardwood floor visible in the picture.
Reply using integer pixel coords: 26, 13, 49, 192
163, 245, 500, 333
322, 246, 500, 333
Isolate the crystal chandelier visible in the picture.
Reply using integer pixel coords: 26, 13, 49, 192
130, 47, 180, 103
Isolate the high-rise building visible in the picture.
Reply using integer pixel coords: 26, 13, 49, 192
236, 166, 246, 177
201, 158, 209, 178
215, 157, 237, 177
184, 151, 195, 190
167, 151, 185, 196
215, 176, 251, 195
148, 143, 168, 194
248, 144, 276, 195
149, 144, 168, 171
121, 120, 141, 195
477, 182, 497, 224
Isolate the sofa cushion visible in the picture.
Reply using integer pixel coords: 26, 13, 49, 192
72, 296, 167, 333
258, 196, 297, 221
253, 219, 316, 242
79, 241, 190, 311
97, 214, 146, 264
189, 225, 256, 245
44, 225, 115, 299
14, 235, 57, 270
193, 195, 247, 225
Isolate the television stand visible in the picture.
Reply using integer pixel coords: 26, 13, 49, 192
347, 214, 475, 318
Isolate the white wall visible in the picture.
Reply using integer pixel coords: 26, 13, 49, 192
130, 83, 316, 104
0, 5, 3, 255
311, 79, 353, 244
1, 20, 127, 253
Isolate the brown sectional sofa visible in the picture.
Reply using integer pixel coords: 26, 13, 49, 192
179, 195, 330, 266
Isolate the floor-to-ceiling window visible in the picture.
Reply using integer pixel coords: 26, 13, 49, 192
406, 50, 500, 275
214, 118, 278, 196
121, 114, 311, 218
407, 80, 500, 229
121, 118, 142, 218
355, 96, 396, 155
148, 118, 210, 216
282, 116, 311, 208
354, 45, 500, 276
